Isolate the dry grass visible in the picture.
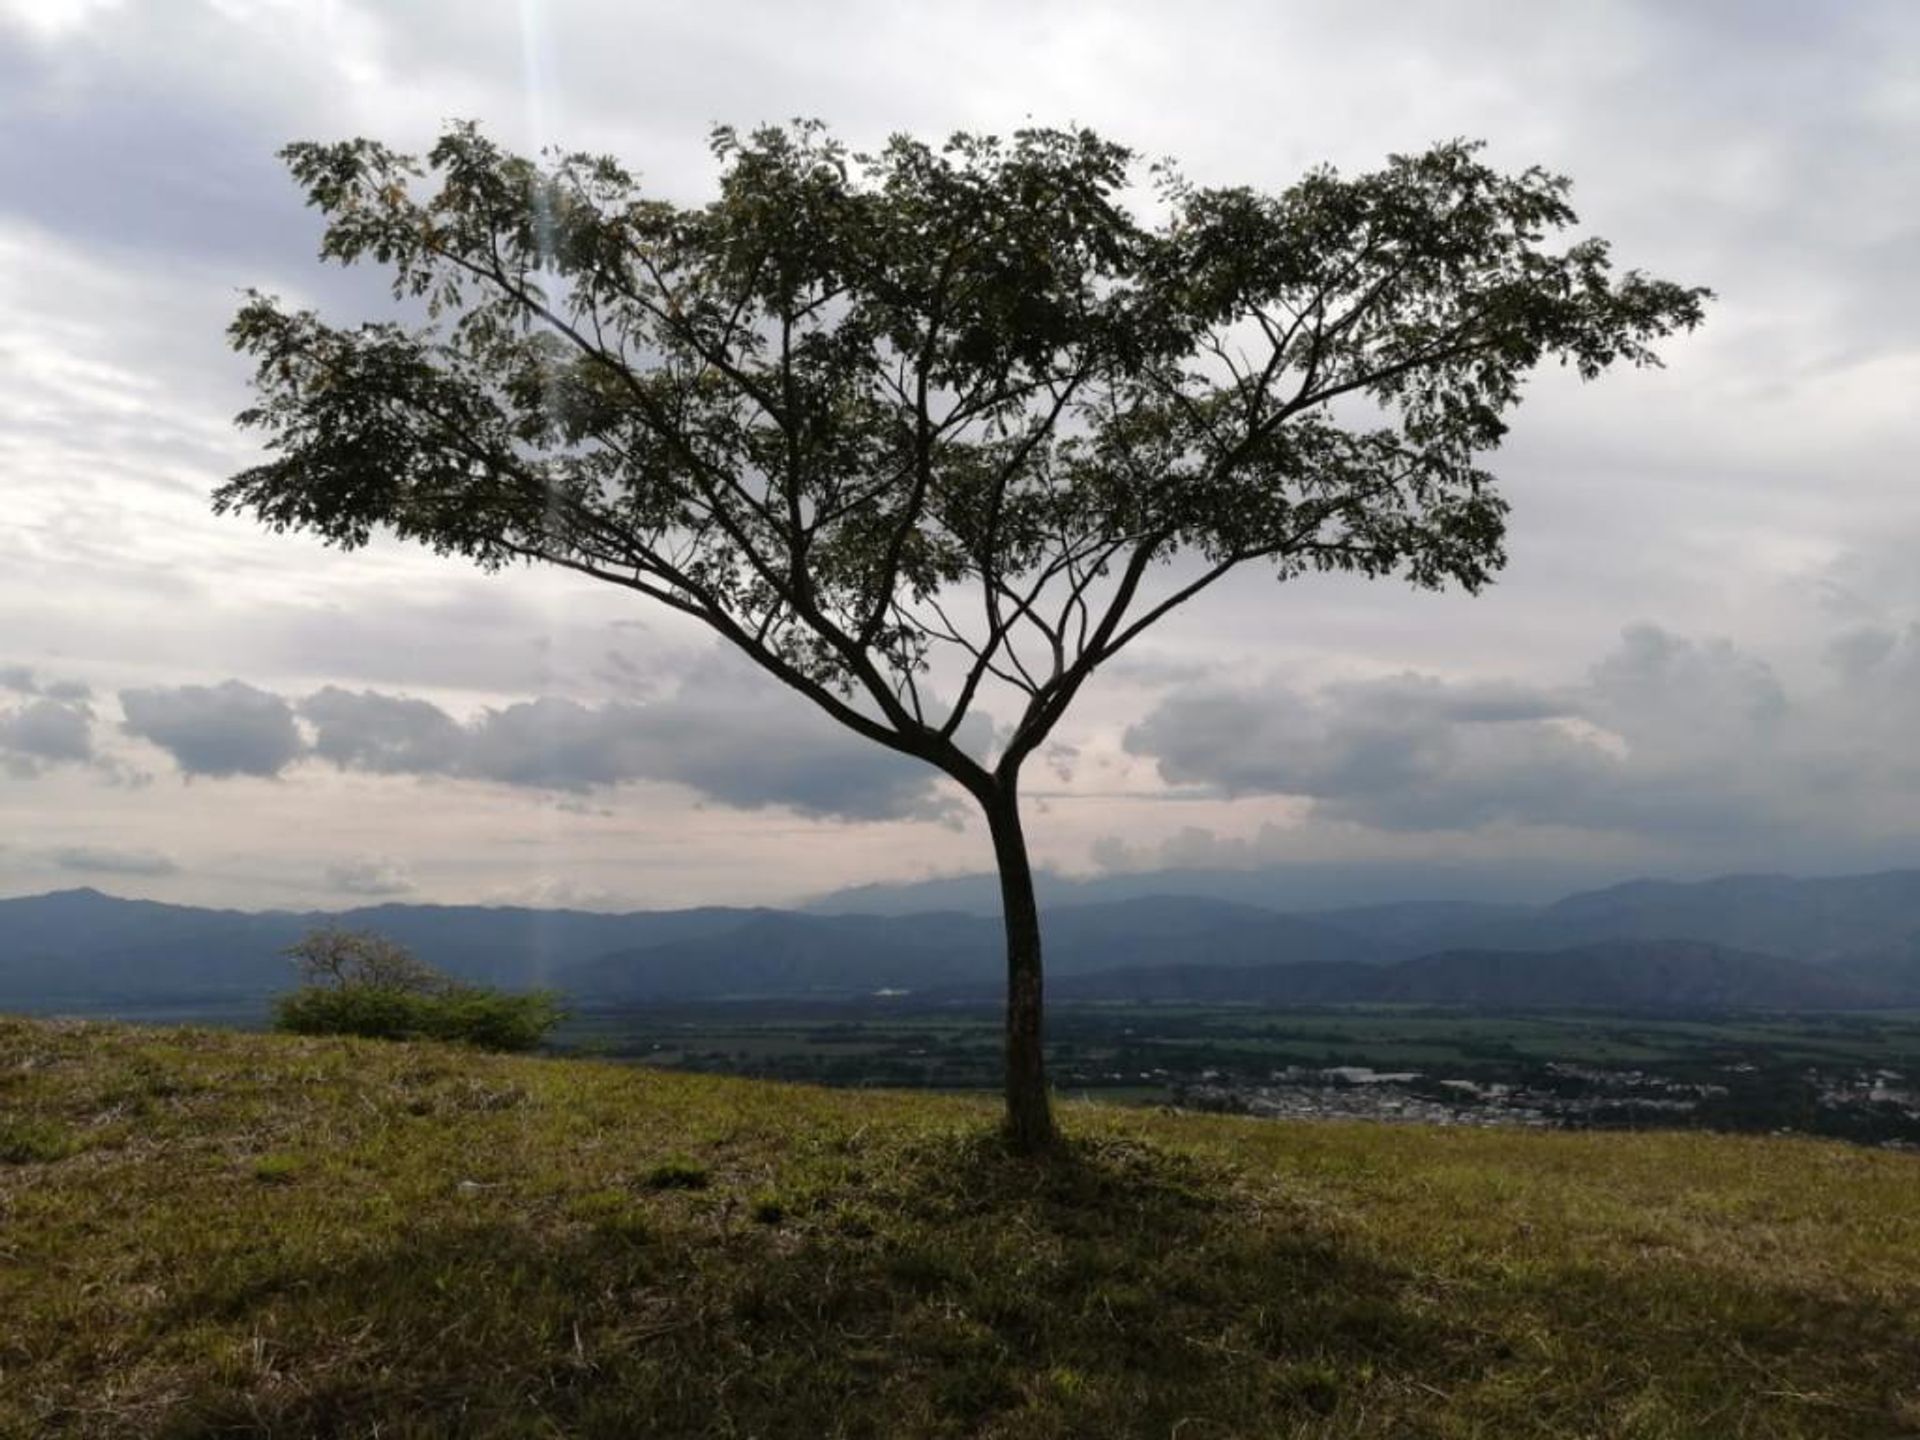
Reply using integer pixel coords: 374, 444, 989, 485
2, 1015, 1917, 1438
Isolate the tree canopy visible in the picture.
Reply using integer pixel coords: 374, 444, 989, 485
221, 122, 1708, 1147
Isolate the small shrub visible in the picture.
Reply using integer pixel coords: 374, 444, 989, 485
1276, 1360, 1344, 1415
284, 926, 443, 992
273, 984, 565, 1052
274, 984, 429, 1042
252, 1154, 302, 1184
428, 988, 567, 1052
0, 1117, 77, 1165
1048, 1367, 1087, 1399
570, 1190, 653, 1243
643, 1158, 709, 1190
749, 1190, 786, 1224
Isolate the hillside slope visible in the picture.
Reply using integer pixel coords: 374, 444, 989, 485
3, 1017, 1917, 1438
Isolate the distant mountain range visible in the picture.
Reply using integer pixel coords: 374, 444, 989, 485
802, 860, 1614, 914
1045, 940, 1886, 1011
4, 869, 1920, 1017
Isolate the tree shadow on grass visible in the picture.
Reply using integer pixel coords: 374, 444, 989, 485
134, 1130, 1920, 1439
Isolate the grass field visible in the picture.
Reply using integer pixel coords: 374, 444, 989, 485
4, 1014, 1919, 1437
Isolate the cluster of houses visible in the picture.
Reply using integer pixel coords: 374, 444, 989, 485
1171, 1061, 1920, 1145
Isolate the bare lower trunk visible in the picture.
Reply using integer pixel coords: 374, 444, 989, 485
983, 785, 1054, 1153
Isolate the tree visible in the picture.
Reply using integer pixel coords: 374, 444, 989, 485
285, 924, 445, 992
219, 122, 1707, 1151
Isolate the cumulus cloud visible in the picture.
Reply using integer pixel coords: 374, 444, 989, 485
325, 856, 416, 897
1125, 673, 1596, 827
0, 696, 93, 766
1587, 624, 1787, 734
134, 657, 962, 822
47, 844, 179, 877
0, 676, 99, 778
1825, 625, 1900, 681
449, 677, 963, 820
486, 875, 638, 912
301, 687, 467, 775
368, 671, 957, 820
1124, 622, 1920, 844
118, 680, 303, 778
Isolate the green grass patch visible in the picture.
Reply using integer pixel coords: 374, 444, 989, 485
251, 1153, 303, 1185
0, 1115, 78, 1165
1, 1014, 1916, 1438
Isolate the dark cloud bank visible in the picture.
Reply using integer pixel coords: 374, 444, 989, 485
12, 602, 1920, 871
1124, 622, 1920, 849
0, 667, 97, 778
118, 680, 304, 780
117, 665, 958, 823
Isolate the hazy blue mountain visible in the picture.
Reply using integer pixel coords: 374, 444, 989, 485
1525, 872, 1920, 961
1304, 871, 1920, 963
557, 910, 999, 1000
0, 887, 243, 956
1371, 941, 1880, 1010
0, 889, 761, 1008
1047, 940, 1897, 1011
8, 869, 1920, 1015
806, 868, 1920, 967
1825, 938, 1920, 1000
1047, 960, 1372, 1005
0, 890, 307, 1005
1294, 900, 1533, 957
315, 903, 765, 988
1045, 897, 1386, 972
0, 889, 1382, 1009
557, 897, 1383, 1000
803, 859, 1618, 915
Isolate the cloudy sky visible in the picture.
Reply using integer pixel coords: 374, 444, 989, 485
2, 0, 1916, 911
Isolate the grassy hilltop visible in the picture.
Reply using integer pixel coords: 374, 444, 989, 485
3, 1017, 1917, 1439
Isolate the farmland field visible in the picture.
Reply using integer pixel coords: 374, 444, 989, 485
556, 1001, 1920, 1144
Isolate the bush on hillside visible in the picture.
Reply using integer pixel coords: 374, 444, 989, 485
420, 986, 567, 1052
271, 926, 564, 1052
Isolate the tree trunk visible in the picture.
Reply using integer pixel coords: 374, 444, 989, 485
982, 784, 1055, 1153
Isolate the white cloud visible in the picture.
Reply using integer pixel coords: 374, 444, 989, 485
119, 680, 302, 779
324, 855, 415, 897
0, 695, 94, 770
119, 654, 966, 822
1124, 619, 1920, 858
46, 843, 176, 877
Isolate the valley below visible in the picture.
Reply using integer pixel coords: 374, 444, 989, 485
11, 867, 1920, 1147
557, 1000, 1920, 1147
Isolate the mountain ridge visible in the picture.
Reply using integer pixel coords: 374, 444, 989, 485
1037, 939, 1908, 1010
7, 868, 1920, 1013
